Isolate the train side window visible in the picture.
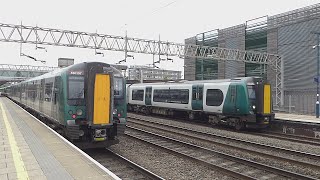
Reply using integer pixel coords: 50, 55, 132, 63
22, 84, 26, 100
132, 89, 144, 101
45, 82, 53, 102
206, 89, 223, 106
27, 82, 35, 101
154, 89, 189, 104
30, 81, 37, 102
169, 89, 178, 103
153, 89, 166, 102
54, 77, 61, 105
180, 89, 189, 104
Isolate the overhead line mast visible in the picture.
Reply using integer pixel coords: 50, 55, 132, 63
0, 22, 283, 107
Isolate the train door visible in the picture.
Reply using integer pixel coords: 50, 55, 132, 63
52, 76, 61, 121
192, 84, 203, 110
39, 79, 45, 113
145, 86, 152, 106
93, 74, 111, 125
230, 85, 237, 113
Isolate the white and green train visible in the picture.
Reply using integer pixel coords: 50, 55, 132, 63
127, 77, 274, 130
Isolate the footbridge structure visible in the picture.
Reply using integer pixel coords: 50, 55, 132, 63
0, 64, 57, 86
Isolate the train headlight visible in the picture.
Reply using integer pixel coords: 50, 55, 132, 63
79, 130, 85, 136
252, 105, 256, 110
76, 109, 83, 116
95, 129, 106, 137
68, 110, 73, 115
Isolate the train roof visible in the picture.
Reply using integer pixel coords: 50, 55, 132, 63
23, 62, 85, 83
128, 77, 259, 86
110, 66, 124, 77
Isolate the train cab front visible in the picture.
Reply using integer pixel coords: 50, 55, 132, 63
66, 62, 119, 149
246, 78, 275, 128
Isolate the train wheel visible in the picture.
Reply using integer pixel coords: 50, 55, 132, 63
145, 108, 151, 115
235, 121, 245, 131
188, 112, 195, 120
208, 115, 219, 125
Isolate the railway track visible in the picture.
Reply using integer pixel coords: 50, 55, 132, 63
85, 148, 163, 180
127, 115, 320, 179
248, 131, 320, 146
128, 113, 320, 146
125, 125, 316, 180
128, 112, 320, 147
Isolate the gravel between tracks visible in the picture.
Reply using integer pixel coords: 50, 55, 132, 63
127, 113, 320, 178
109, 136, 235, 180
128, 113, 320, 155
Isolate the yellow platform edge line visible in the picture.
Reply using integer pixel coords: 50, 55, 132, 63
0, 102, 29, 180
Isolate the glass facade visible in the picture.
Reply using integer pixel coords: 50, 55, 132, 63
245, 18, 268, 79
195, 30, 219, 80
193, 19, 269, 80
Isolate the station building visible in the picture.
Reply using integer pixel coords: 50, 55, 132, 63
184, 3, 320, 114
127, 65, 182, 82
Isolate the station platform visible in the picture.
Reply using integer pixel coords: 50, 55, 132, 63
271, 112, 320, 138
0, 97, 120, 180
275, 112, 320, 124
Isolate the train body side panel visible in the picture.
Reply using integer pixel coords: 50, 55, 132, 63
235, 84, 250, 114
203, 82, 230, 114
128, 85, 146, 106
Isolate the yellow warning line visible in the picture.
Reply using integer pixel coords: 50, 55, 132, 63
0, 102, 29, 180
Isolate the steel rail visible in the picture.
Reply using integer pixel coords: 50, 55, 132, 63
86, 148, 164, 180
127, 117, 320, 171
248, 131, 320, 146
126, 125, 316, 180
128, 115, 320, 159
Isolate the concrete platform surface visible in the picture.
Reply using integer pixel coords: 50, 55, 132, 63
0, 97, 120, 180
276, 112, 320, 124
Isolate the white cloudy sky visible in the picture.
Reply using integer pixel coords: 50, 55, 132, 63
0, 0, 319, 76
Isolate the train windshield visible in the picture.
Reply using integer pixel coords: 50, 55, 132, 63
68, 76, 84, 99
114, 77, 124, 98
247, 85, 256, 100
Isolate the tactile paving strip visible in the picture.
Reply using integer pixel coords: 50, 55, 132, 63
3, 100, 73, 180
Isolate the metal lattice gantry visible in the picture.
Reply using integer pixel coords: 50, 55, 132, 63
0, 64, 58, 78
0, 22, 283, 107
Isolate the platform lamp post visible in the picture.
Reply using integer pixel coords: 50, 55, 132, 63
312, 32, 320, 118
